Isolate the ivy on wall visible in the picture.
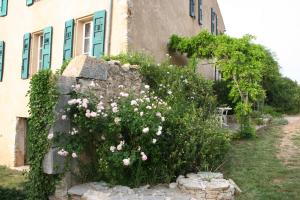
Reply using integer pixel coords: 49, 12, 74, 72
25, 69, 60, 200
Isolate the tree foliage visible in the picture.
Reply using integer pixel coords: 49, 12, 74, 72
169, 31, 277, 137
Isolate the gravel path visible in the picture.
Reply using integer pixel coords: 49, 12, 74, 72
277, 116, 300, 167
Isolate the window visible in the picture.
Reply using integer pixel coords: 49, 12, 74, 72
0, 41, 4, 82
83, 21, 93, 56
198, 0, 203, 25
189, 0, 195, 18
211, 8, 215, 34
38, 34, 44, 70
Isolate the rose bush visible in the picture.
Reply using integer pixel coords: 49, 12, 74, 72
54, 53, 231, 187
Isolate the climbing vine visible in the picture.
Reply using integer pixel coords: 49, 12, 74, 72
25, 69, 60, 200
169, 31, 268, 137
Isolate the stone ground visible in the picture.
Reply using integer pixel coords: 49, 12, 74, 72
277, 115, 300, 167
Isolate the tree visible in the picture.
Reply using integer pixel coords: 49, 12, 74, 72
169, 31, 268, 137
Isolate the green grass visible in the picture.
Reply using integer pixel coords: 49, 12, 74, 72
222, 126, 300, 200
0, 166, 26, 200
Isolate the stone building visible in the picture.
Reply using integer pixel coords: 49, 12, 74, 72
0, 0, 225, 167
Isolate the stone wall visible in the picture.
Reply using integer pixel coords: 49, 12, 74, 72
65, 172, 240, 200
46, 55, 144, 199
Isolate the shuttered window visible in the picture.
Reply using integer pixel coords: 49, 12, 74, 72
63, 19, 74, 61
92, 10, 106, 58
41, 27, 53, 69
189, 0, 195, 18
211, 8, 215, 34
21, 33, 31, 79
0, 41, 5, 82
0, 0, 8, 17
26, 0, 33, 6
198, 0, 203, 25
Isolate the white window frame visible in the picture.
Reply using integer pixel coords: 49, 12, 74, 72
82, 21, 93, 56
38, 34, 44, 70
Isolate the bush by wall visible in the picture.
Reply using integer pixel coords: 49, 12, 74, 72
54, 53, 230, 187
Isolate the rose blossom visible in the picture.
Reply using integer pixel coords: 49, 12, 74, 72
114, 117, 121, 125
112, 107, 119, 113
142, 127, 149, 133
90, 112, 97, 118
61, 115, 67, 120
131, 100, 138, 106
156, 112, 162, 118
141, 152, 148, 161
47, 133, 54, 140
72, 152, 78, 158
152, 139, 157, 144
110, 146, 116, 152
123, 158, 130, 166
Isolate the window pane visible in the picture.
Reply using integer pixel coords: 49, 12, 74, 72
40, 36, 43, 48
38, 35, 44, 69
84, 23, 91, 38
84, 39, 90, 54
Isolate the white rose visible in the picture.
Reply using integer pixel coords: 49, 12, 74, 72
152, 139, 157, 144
114, 117, 121, 125
111, 102, 117, 107
158, 126, 163, 131
141, 154, 148, 161
131, 100, 138, 106
144, 85, 150, 90
90, 112, 97, 117
112, 107, 119, 113
110, 146, 116, 152
156, 130, 162, 136
47, 133, 54, 140
142, 127, 149, 133
72, 152, 78, 158
140, 112, 144, 117
156, 112, 162, 118
123, 158, 130, 166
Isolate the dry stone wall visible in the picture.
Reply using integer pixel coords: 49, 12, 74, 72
66, 172, 239, 200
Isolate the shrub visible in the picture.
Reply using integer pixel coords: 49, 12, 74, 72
0, 187, 25, 200
55, 53, 230, 187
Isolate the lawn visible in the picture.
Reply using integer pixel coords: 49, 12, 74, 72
0, 166, 26, 199
222, 126, 300, 200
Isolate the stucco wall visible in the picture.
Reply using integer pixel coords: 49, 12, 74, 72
0, 0, 225, 166
127, 0, 225, 62
0, 0, 127, 166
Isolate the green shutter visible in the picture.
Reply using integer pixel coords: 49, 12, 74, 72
0, 41, 5, 82
92, 10, 106, 58
42, 26, 53, 69
21, 33, 31, 79
26, 0, 34, 6
63, 19, 74, 61
0, 0, 8, 17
